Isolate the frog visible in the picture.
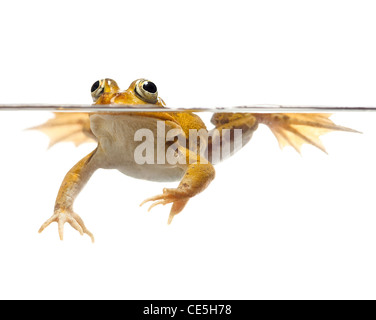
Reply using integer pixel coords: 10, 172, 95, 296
34, 78, 358, 242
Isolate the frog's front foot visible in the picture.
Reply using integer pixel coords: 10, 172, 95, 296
38, 208, 94, 242
140, 188, 190, 224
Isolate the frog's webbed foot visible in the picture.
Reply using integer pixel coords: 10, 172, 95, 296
38, 208, 94, 242
29, 112, 95, 148
140, 188, 190, 224
254, 113, 360, 154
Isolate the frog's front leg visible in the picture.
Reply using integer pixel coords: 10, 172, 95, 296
140, 149, 215, 224
38, 149, 99, 242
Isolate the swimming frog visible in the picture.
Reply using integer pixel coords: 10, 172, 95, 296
35, 78, 357, 242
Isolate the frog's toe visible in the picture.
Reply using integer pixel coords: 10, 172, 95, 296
38, 213, 59, 234
167, 199, 189, 224
140, 189, 190, 224
140, 196, 172, 211
70, 211, 95, 243
82, 227, 94, 242
39, 210, 94, 242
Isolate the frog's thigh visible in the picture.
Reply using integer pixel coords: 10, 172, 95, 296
211, 113, 258, 137
208, 113, 258, 163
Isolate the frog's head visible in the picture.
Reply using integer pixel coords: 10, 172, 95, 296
91, 78, 165, 106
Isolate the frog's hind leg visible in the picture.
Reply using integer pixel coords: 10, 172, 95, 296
208, 113, 258, 164
29, 113, 95, 148
254, 113, 360, 154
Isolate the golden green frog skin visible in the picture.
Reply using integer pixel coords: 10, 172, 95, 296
34, 78, 358, 242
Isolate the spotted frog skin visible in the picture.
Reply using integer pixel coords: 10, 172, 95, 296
35, 78, 358, 242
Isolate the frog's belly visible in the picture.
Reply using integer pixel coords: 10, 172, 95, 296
90, 114, 186, 182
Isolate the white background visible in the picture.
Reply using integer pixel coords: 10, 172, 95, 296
0, 0, 375, 300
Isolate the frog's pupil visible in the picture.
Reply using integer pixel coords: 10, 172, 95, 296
143, 81, 157, 94
91, 81, 100, 93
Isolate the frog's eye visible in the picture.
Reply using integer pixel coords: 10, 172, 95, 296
135, 79, 158, 103
91, 79, 105, 102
